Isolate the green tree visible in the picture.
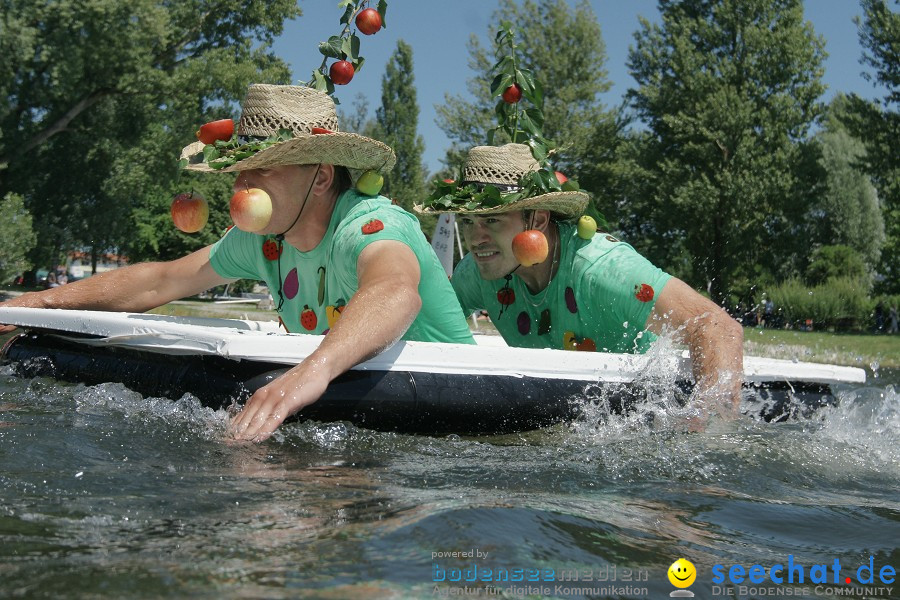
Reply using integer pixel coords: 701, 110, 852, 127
435, 0, 615, 178
0, 193, 36, 283
0, 0, 299, 271
806, 244, 869, 285
372, 40, 426, 214
810, 96, 884, 271
626, 0, 827, 304
841, 0, 900, 293
338, 94, 373, 135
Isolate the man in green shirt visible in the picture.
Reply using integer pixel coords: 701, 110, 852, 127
417, 143, 743, 409
0, 84, 474, 440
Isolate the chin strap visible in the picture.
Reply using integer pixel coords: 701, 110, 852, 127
274, 164, 322, 312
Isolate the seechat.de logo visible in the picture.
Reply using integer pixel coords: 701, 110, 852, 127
668, 558, 697, 597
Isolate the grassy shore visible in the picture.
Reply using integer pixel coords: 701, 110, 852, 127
743, 326, 900, 369
148, 299, 278, 321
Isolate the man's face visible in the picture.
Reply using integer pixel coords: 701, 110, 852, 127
233, 164, 318, 235
458, 212, 526, 280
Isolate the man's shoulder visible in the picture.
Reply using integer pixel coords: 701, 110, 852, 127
566, 225, 642, 264
336, 190, 417, 231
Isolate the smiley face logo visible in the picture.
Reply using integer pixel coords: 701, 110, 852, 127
668, 558, 696, 588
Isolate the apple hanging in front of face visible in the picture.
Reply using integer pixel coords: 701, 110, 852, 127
511, 229, 549, 267
230, 188, 273, 233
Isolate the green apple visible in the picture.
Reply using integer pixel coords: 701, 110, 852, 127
356, 170, 384, 196
577, 215, 597, 240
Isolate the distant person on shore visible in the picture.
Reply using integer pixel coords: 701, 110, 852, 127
889, 305, 898, 334
44, 271, 58, 289
875, 302, 885, 333
0, 84, 474, 441
763, 298, 774, 328
417, 143, 744, 414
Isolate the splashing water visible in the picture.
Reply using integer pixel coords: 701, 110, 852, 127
1, 353, 898, 597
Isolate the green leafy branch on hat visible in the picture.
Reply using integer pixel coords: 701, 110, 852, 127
302, 0, 388, 99
424, 23, 581, 212
488, 23, 550, 162
194, 129, 294, 171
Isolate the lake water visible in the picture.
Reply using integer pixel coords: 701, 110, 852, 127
0, 355, 897, 599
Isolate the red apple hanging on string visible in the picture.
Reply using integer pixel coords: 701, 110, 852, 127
171, 192, 209, 233
230, 188, 273, 233
512, 230, 549, 267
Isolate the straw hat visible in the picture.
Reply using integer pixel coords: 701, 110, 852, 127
415, 143, 589, 219
180, 84, 396, 174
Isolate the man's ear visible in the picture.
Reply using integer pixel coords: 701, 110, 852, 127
533, 209, 552, 232
313, 163, 335, 195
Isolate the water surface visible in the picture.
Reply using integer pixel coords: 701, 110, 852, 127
0, 361, 897, 599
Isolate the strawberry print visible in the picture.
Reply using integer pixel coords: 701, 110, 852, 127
361, 219, 384, 235
634, 283, 654, 303
300, 305, 317, 331
262, 239, 282, 261
576, 337, 597, 351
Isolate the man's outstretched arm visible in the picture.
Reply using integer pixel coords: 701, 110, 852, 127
646, 277, 744, 413
0, 246, 231, 333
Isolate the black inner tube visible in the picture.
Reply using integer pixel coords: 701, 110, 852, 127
1, 332, 837, 434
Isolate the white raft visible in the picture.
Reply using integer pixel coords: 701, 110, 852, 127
0, 307, 866, 434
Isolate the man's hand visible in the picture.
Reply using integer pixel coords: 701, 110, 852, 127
229, 358, 331, 442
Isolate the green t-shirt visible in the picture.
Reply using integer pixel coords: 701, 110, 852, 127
210, 189, 474, 344
452, 222, 671, 353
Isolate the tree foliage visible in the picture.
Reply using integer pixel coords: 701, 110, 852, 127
806, 244, 869, 285
809, 95, 884, 271
626, 0, 827, 304
372, 40, 426, 214
0, 0, 299, 270
435, 0, 615, 177
0, 193, 36, 283
841, 0, 900, 293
